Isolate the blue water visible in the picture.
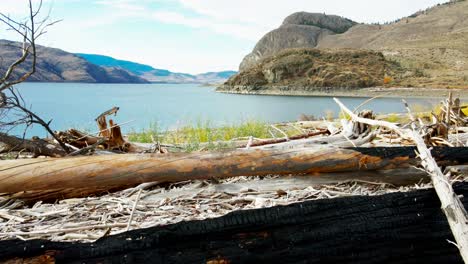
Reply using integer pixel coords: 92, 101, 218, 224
6, 83, 439, 137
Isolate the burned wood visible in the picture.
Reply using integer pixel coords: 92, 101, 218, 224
1, 184, 467, 263
335, 97, 468, 263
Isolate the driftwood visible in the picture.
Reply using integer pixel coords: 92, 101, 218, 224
0, 167, 436, 204
57, 108, 147, 154
1, 183, 467, 263
237, 129, 329, 148
335, 97, 468, 263
0, 146, 466, 199
255, 132, 376, 150
0, 132, 66, 157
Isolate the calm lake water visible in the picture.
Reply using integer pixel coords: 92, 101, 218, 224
8, 82, 439, 137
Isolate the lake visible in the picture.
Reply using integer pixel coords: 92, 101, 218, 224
7, 82, 439, 137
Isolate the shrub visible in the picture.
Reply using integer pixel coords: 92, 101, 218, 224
383, 76, 393, 84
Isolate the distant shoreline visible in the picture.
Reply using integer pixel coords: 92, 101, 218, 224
216, 87, 468, 99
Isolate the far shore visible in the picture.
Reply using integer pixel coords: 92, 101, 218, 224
216, 87, 468, 99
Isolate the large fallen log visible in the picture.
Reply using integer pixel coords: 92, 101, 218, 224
0, 167, 436, 204
0, 146, 466, 196
1, 183, 467, 263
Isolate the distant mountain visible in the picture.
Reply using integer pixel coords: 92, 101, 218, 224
77, 53, 237, 84
0, 40, 148, 83
75, 53, 155, 74
194, 71, 238, 83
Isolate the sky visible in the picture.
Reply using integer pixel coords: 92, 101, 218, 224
0, 0, 448, 74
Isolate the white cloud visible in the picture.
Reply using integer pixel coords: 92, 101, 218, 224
152, 11, 263, 40
94, 0, 147, 13
0, 0, 52, 16
176, 0, 450, 40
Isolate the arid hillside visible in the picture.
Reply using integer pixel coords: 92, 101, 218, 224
229, 0, 468, 91
0, 40, 148, 83
318, 0, 468, 88
218, 49, 397, 94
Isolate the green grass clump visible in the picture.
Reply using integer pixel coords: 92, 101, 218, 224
127, 122, 166, 143
384, 113, 401, 123
127, 119, 272, 151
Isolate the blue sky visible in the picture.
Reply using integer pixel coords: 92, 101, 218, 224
1, 0, 448, 74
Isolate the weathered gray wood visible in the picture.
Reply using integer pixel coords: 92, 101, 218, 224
0, 133, 66, 157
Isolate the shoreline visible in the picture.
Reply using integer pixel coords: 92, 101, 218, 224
216, 87, 468, 99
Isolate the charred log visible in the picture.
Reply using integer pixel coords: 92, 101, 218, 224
1, 183, 467, 263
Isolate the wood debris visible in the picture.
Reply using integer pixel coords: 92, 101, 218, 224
1, 175, 463, 242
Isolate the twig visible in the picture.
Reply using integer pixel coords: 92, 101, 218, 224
353, 96, 382, 113
67, 138, 107, 156
127, 189, 142, 231
270, 125, 289, 140
245, 136, 254, 150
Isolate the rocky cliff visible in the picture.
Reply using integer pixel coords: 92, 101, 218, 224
239, 13, 356, 70
228, 0, 468, 92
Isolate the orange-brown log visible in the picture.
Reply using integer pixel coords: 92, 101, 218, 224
0, 147, 466, 195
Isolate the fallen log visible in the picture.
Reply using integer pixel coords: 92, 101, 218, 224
0, 132, 67, 157
1, 183, 467, 263
0, 146, 466, 196
0, 167, 434, 204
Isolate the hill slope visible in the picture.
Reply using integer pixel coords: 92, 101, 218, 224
240, 13, 356, 70
230, 0, 468, 91
218, 49, 393, 94
317, 0, 468, 88
0, 40, 148, 83
77, 54, 237, 84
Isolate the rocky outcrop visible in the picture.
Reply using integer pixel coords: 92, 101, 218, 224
239, 13, 356, 70
232, 1, 468, 90
219, 49, 393, 94
282, 12, 356, 33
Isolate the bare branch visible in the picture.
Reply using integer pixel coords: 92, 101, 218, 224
0, 0, 68, 153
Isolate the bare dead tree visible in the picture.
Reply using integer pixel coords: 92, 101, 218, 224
0, 0, 69, 154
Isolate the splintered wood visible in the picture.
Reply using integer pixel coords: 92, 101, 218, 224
1, 176, 460, 242
56, 107, 142, 154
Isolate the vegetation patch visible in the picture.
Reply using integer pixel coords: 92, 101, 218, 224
220, 48, 393, 92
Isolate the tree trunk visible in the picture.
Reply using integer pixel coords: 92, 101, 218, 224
0, 146, 466, 195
